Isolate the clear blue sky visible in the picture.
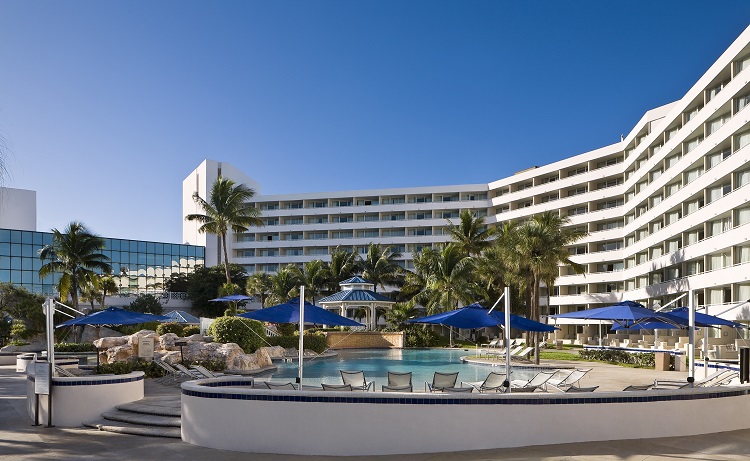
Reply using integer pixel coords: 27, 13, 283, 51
1, 1, 750, 244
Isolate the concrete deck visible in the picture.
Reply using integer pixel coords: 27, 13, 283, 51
3, 363, 750, 460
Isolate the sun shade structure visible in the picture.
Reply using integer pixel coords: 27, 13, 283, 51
550, 300, 711, 329
237, 298, 363, 327
56, 306, 171, 327
407, 303, 557, 332
668, 307, 746, 328
209, 294, 253, 302
318, 277, 395, 330
163, 310, 200, 324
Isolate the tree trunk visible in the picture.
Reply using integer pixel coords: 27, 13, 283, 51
532, 273, 541, 365
221, 233, 231, 285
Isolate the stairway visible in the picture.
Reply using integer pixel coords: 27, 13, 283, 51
84, 395, 181, 438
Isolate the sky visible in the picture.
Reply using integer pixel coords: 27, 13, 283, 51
1, 1, 750, 244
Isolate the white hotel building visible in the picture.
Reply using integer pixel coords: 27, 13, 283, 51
184, 25, 750, 337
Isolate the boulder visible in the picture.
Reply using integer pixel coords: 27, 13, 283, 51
260, 346, 286, 359
183, 334, 206, 343
127, 330, 159, 347
159, 333, 180, 351
106, 344, 134, 363
155, 350, 182, 364
93, 336, 128, 350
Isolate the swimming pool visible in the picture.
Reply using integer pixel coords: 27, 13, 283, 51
269, 348, 539, 388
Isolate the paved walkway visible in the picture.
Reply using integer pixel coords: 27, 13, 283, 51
3, 364, 750, 460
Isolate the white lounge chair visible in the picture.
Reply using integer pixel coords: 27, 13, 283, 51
654, 370, 739, 389
546, 368, 591, 391
174, 363, 202, 379
461, 371, 506, 393
340, 370, 374, 391
322, 383, 353, 391
511, 346, 534, 361
510, 370, 555, 391
426, 371, 459, 392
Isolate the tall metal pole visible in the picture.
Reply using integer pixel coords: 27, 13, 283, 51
297, 287, 305, 388
504, 286, 512, 394
688, 289, 695, 385
45, 298, 55, 370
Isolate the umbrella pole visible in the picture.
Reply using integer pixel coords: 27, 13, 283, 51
298, 287, 305, 389
688, 289, 695, 386
504, 286, 511, 394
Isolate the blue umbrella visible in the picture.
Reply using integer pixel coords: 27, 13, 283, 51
669, 307, 746, 328
610, 321, 684, 331
238, 298, 363, 327
56, 306, 171, 327
550, 300, 711, 329
209, 294, 253, 302
407, 303, 557, 332
164, 310, 200, 324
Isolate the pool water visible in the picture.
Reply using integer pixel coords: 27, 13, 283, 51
269, 348, 539, 389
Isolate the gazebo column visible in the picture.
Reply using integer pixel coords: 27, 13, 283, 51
371, 303, 375, 330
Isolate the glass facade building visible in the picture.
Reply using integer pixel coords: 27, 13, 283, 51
0, 228, 205, 296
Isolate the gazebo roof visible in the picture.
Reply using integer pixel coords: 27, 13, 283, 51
318, 289, 394, 304
340, 276, 371, 285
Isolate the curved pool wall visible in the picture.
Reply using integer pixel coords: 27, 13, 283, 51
181, 377, 750, 456
25, 370, 144, 427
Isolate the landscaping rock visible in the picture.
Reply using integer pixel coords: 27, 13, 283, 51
94, 336, 128, 350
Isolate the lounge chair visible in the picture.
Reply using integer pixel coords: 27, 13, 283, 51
510, 370, 555, 391
426, 371, 459, 392
565, 385, 598, 393
340, 370, 374, 391
653, 370, 739, 389
622, 384, 653, 391
382, 384, 413, 392
387, 371, 412, 387
546, 368, 591, 392
265, 382, 298, 390
443, 386, 474, 393
461, 371, 506, 393
511, 346, 534, 361
479, 339, 500, 358
154, 360, 194, 384
174, 363, 203, 379
493, 345, 524, 360
322, 383, 353, 391
190, 364, 225, 378
54, 365, 75, 377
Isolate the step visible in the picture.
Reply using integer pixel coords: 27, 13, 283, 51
116, 398, 181, 417
84, 419, 181, 438
101, 410, 181, 427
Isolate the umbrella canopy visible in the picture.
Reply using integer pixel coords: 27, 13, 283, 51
610, 321, 684, 331
407, 303, 557, 332
669, 307, 746, 328
237, 298, 363, 327
56, 306, 171, 327
209, 294, 253, 302
551, 301, 710, 328
164, 310, 200, 324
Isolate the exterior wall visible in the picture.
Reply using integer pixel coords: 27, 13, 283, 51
326, 331, 404, 349
25, 371, 144, 427
182, 25, 750, 330
0, 188, 36, 231
181, 379, 750, 456
0, 227, 204, 296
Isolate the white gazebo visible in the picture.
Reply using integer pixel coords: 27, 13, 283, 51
318, 276, 395, 330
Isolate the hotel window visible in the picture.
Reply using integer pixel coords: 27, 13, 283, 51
635, 181, 647, 193
284, 202, 303, 210
567, 206, 587, 216
653, 144, 663, 155
597, 178, 621, 189
665, 210, 681, 225
597, 220, 622, 231
685, 167, 703, 184
625, 213, 635, 224
599, 241, 622, 252
684, 106, 701, 123
709, 218, 732, 236
597, 157, 621, 169
540, 175, 559, 184
685, 228, 704, 245
650, 220, 663, 233
308, 201, 327, 208
649, 169, 662, 182
707, 113, 730, 136
384, 213, 406, 221
333, 215, 353, 223
495, 189, 509, 197
540, 193, 559, 203
258, 249, 279, 257
356, 214, 378, 222
307, 247, 328, 256
308, 216, 328, 224
410, 195, 432, 203
684, 136, 703, 154
308, 232, 327, 240
685, 198, 704, 214
665, 127, 679, 141
636, 276, 648, 289
636, 228, 648, 241
625, 257, 635, 269
636, 252, 648, 264
597, 199, 623, 210
333, 200, 352, 207
262, 218, 279, 226
237, 249, 255, 257
666, 239, 681, 253
331, 231, 353, 239
625, 279, 636, 291
410, 212, 430, 220
665, 154, 681, 169
666, 267, 680, 281
567, 166, 588, 177
285, 248, 304, 256
625, 235, 635, 247
518, 200, 532, 208
356, 198, 379, 206
567, 187, 587, 197
409, 228, 432, 236
382, 196, 406, 205
707, 184, 731, 203
709, 253, 727, 271
516, 183, 532, 191
284, 218, 304, 225
283, 233, 303, 241
735, 130, 750, 152
736, 94, 750, 113
737, 55, 750, 74
736, 207, 750, 226
736, 245, 750, 264
651, 194, 663, 207
707, 82, 726, 101
356, 230, 379, 239
686, 259, 704, 275
665, 181, 681, 197
382, 229, 406, 237
568, 246, 586, 255
737, 170, 750, 189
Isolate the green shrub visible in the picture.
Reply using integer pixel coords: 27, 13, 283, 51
404, 326, 441, 347
579, 349, 659, 368
156, 322, 184, 336
207, 316, 266, 353
276, 323, 298, 336
55, 342, 97, 352
182, 325, 200, 336
95, 359, 163, 378
114, 321, 160, 335
267, 334, 327, 354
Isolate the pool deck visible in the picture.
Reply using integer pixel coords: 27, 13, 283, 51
3, 363, 750, 460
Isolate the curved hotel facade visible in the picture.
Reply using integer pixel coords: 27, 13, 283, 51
184, 25, 750, 334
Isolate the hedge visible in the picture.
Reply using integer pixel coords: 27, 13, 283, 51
182, 325, 200, 336
156, 322, 184, 336
579, 349, 663, 368
207, 316, 266, 353
55, 342, 97, 352
267, 334, 327, 354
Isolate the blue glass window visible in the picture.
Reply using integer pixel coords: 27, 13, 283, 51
0, 229, 10, 242
0, 243, 10, 256
33, 232, 44, 245
21, 232, 33, 244
10, 231, 21, 244
0, 270, 9, 282
21, 258, 33, 270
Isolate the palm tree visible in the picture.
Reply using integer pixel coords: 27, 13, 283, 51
290, 259, 329, 304
358, 243, 403, 293
246, 272, 273, 307
38, 222, 112, 310
385, 302, 420, 330
185, 177, 263, 285
423, 243, 475, 315
326, 246, 358, 292
99, 276, 119, 309
266, 266, 302, 306
447, 210, 495, 256
400, 247, 438, 306
503, 212, 587, 363
79, 277, 102, 312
